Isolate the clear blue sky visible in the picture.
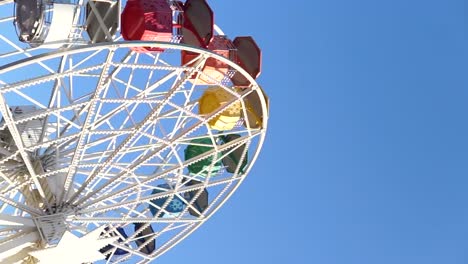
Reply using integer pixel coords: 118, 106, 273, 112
157, 0, 467, 264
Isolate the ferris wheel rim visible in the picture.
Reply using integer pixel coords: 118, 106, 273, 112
0, 41, 255, 84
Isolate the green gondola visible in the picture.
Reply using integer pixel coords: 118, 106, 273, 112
184, 138, 222, 177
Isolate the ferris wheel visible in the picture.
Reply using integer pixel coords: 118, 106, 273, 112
0, 0, 268, 263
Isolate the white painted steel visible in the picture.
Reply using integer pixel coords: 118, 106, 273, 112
0, 41, 268, 263
42, 4, 77, 48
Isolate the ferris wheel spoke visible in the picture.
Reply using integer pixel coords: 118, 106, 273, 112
44, 102, 93, 145
60, 49, 117, 204
80, 137, 160, 162
29, 132, 81, 154
38, 55, 76, 149
168, 79, 199, 140
111, 62, 192, 72
54, 58, 86, 125
0, 168, 68, 199
0, 66, 104, 96
89, 56, 143, 133
107, 85, 140, 130
74, 132, 159, 203
128, 222, 197, 244
0, 226, 34, 238
0, 229, 39, 257
0, 189, 18, 209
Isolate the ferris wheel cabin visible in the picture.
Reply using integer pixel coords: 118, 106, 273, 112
183, 135, 249, 177
184, 179, 209, 217
231, 36, 262, 87
182, 35, 261, 86
86, 0, 120, 43
149, 181, 209, 217
121, 0, 174, 52
180, 0, 213, 47
181, 35, 237, 84
243, 86, 269, 129
198, 86, 243, 131
14, 0, 79, 48
15, 0, 119, 47
219, 134, 248, 174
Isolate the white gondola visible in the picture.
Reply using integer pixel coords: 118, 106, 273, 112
14, 0, 44, 43
14, 0, 119, 48
14, 0, 78, 48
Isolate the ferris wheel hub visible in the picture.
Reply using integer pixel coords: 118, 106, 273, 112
33, 213, 68, 246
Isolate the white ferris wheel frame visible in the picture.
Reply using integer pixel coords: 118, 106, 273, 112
0, 40, 269, 264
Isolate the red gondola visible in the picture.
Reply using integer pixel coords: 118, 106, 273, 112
121, 0, 172, 52
182, 35, 236, 84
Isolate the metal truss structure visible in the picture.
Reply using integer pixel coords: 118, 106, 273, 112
0, 1, 268, 263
